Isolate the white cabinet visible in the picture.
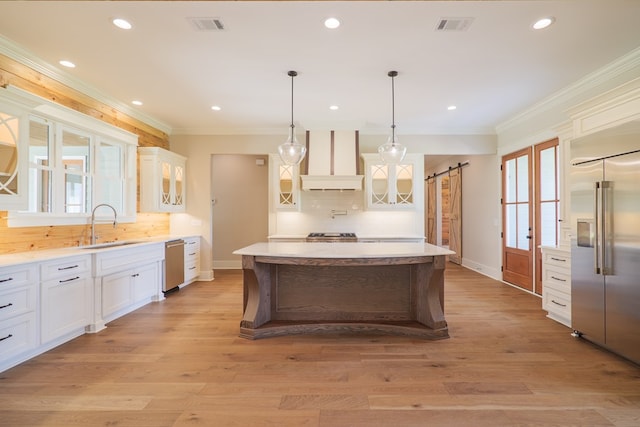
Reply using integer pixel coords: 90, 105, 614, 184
139, 147, 187, 213
0, 263, 37, 371
541, 247, 571, 327
39, 255, 92, 344
102, 262, 159, 322
94, 242, 163, 325
270, 154, 300, 211
184, 236, 200, 285
0, 91, 30, 211
362, 153, 423, 210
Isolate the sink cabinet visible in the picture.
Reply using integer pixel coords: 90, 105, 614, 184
139, 147, 187, 213
40, 255, 92, 344
102, 262, 159, 323
93, 242, 164, 327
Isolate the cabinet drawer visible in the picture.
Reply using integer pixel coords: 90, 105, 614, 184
0, 263, 37, 289
0, 312, 37, 360
0, 284, 37, 322
544, 251, 570, 269
543, 288, 571, 320
185, 259, 199, 281
40, 255, 91, 280
543, 267, 571, 293
184, 238, 200, 257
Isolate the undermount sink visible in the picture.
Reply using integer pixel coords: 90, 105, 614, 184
79, 241, 143, 250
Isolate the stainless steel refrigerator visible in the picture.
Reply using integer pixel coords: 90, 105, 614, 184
570, 120, 640, 365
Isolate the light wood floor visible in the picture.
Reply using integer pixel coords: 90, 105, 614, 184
1, 263, 639, 427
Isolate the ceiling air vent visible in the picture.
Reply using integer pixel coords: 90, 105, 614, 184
435, 17, 474, 32
188, 17, 225, 31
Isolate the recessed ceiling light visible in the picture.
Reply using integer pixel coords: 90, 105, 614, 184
132, 100, 143, 106
447, 105, 457, 111
112, 18, 132, 30
532, 17, 555, 30
211, 105, 221, 111
329, 105, 339, 111
324, 17, 340, 29
59, 60, 75, 68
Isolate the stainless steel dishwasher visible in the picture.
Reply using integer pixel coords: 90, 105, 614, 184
164, 239, 185, 293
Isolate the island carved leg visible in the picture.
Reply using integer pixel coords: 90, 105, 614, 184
414, 255, 447, 330
240, 256, 272, 337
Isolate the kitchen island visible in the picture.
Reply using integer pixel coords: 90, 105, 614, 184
233, 242, 454, 340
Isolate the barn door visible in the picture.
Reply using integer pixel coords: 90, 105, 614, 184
448, 167, 462, 264
426, 176, 436, 244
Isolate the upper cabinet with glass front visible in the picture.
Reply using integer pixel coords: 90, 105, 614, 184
362, 153, 423, 210
138, 147, 187, 213
0, 95, 29, 211
1, 85, 138, 226
269, 154, 300, 211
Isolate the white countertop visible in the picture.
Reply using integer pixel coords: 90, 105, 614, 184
0, 234, 199, 268
233, 242, 454, 258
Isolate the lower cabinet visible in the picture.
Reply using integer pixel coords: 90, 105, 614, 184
102, 262, 159, 323
39, 255, 92, 344
41, 275, 91, 344
541, 246, 572, 327
184, 236, 200, 285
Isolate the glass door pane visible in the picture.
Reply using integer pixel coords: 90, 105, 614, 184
0, 111, 19, 196
371, 164, 389, 204
28, 118, 53, 213
61, 128, 90, 213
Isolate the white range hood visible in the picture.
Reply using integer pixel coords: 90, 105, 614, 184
300, 130, 364, 191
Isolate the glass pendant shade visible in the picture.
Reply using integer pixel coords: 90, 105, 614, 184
378, 134, 407, 164
378, 70, 407, 164
278, 70, 306, 165
278, 126, 307, 165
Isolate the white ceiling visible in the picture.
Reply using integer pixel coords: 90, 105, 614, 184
0, 1, 639, 136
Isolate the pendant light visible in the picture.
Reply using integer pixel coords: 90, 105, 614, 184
378, 70, 407, 164
278, 70, 307, 165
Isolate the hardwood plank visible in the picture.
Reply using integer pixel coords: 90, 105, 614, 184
0, 264, 639, 427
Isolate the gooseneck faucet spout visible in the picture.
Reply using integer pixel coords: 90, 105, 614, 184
90, 203, 118, 245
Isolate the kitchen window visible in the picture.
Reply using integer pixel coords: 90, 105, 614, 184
4, 90, 137, 227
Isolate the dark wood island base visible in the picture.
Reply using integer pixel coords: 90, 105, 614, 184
239, 253, 449, 340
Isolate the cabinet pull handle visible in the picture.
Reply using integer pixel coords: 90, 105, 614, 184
189, 253, 196, 256
189, 267, 196, 270
550, 257, 566, 262
0, 277, 13, 283
0, 302, 13, 310
59, 276, 80, 283
58, 264, 79, 271
131, 273, 139, 277
551, 299, 567, 307
0, 334, 13, 342
551, 276, 566, 282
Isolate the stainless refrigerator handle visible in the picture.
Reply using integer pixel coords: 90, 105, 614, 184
594, 182, 601, 275
601, 181, 611, 276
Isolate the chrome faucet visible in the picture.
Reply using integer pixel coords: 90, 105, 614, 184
90, 203, 118, 245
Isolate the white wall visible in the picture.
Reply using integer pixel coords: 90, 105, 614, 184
169, 47, 640, 281
425, 154, 502, 278
170, 133, 497, 275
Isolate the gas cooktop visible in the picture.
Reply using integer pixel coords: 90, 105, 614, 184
306, 232, 358, 242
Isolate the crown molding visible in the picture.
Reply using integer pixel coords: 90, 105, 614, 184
495, 47, 640, 135
0, 34, 173, 135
